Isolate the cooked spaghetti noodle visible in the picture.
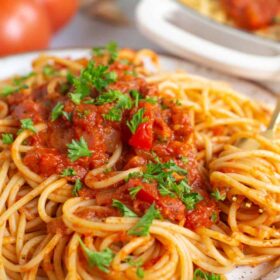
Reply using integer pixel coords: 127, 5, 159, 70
0, 45, 279, 280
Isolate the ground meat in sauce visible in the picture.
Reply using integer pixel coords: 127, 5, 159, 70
6, 57, 218, 230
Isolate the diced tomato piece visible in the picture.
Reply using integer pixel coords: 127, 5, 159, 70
128, 179, 159, 203
23, 148, 63, 177
157, 196, 186, 222
184, 200, 218, 230
129, 121, 153, 150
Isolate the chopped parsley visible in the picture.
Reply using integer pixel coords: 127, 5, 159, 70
92, 41, 119, 64
72, 179, 83, 196
62, 111, 73, 122
43, 65, 57, 76
61, 168, 76, 177
145, 96, 158, 104
0, 84, 28, 97
193, 269, 221, 280
1, 133, 14, 144
103, 92, 132, 122
13, 72, 34, 86
51, 102, 64, 121
67, 137, 92, 162
127, 160, 203, 210
126, 108, 148, 134
129, 186, 142, 199
95, 90, 123, 105
18, 119, 36, 134
112, 200, 138, 217
69, 61, 117, 104
211, 189, 226, 201
211, 212, 218, 223
128, 204, 161, 236
182, 193, 203, 210
79, 239, 115, 273
130, 90, 141, 107
126, 257, 144, 279
180, 156, 189, 164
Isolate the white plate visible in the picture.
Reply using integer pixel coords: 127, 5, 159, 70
0, 49, 279, 280
136, 0, 280, 82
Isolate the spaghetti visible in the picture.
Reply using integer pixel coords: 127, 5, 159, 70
0, 45, 279, 280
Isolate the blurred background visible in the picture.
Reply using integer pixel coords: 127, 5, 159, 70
1, 0, 280, 88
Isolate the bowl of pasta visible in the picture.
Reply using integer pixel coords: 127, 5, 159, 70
0, 45, 279, 280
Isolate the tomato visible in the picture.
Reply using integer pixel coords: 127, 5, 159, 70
0, 0, 51, 56
221, 0, 279, 30
129, 121, 153, 150
184, 200, 217, 230
38, 0, 78, 31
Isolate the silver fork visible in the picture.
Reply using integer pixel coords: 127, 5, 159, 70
237, 96, 280, 149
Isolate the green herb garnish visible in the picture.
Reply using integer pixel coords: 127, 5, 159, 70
67, 137, 92, 162
79, 239, 115, 273
1, 133, 14, 144
112, 199, 138, 217
193, 268, 221, 280
61, 168, 76, 177
129, 186, 142, 199
18, 118, 36, 134
0, 84, 28, 97
72, 179, 83, 196
127, 108, 148, 134
211, 189, 226, 201
51, 102, 64, 121
128, 204, 161, 236
69, 61, 117, 104
92, 41, 119, 64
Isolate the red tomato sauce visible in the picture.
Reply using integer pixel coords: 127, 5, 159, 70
6, 57, 218, 230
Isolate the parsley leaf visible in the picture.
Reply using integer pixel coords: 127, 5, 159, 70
137, 267, 145, 279
1, 133, 14, 144
13, 72, 34, 86
61, 168, 76, 177
67, 137, 92, 162
182, 193, 203, 210
69, 61, 117, 104
72, 179, 83, 196
130, 90, 141, 107
51, 102, 64, 121
126, 257, 144, 279
193, 269, 221, 280
103, 92, 132, 122
128, 160, 202, 210
129, 186, 142, 199
145, 96, 158, 104
211, 189, 226, 201
128, 204, 161, 236
62, 111, 73, 122
112, 199, 138, 217
211, 212, 218, 223
43, 65, 56, 76
95, 90, 121, 105
92, 41, 119, 64
79, 239, 115, 273
0, 84, 28, 97
126, 108, 148, 134
18, 119, 36, 134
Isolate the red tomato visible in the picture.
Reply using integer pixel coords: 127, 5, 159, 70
0, 0, 51, 56
184, 200, 217, 230
221, 0, 279, 30
129, 121, 153, 150
38, 0, 78, 31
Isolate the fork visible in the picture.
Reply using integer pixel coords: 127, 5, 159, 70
237, 96, 280, 149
